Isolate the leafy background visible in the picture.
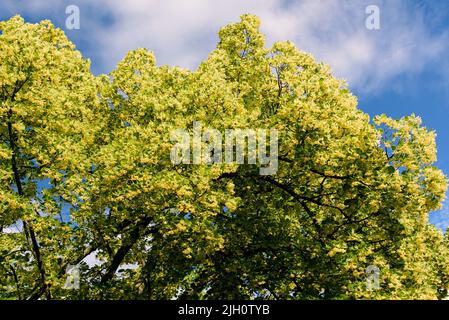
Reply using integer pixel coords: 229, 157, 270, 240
1, 0, 448, 230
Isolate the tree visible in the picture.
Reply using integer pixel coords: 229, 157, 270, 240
0, 14, 448, 300
0, 16, 99, 299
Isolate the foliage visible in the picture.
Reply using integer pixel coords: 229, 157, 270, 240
0, 14, 448, 300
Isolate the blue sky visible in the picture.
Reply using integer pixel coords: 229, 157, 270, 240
2, 0, 449, 229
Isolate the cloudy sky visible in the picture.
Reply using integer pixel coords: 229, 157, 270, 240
2, 0, 449, 229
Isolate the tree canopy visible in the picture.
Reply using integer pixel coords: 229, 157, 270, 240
0, 14, 448, 300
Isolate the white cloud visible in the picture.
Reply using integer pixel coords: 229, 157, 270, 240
82, 250, 104, 267
3, 221, 23, 233
81, 0, 449, 94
